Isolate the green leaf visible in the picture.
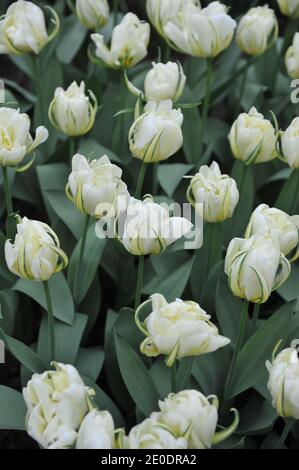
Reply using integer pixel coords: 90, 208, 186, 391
238, 394, 277, 435
216, 276, 242, 347
276, 169, 299, 215
182, 88, 202, 164
76, 347, 104, 382
56, 15, 87, 64
78, 138, 121, 163
0, 386, 27, 431
192, 348, 231, 398
177, 358, 194, 391
0, 289, 18, 336
157, 163, 194, 197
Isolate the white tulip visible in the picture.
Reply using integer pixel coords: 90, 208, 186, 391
76, 0, 109, 30
66, 154, 128, 219
0, 0, 59, 55
245, 204, 299, 261
23, 363, 95, 449
286, 33, 299, 79
124, 417, 188, 449
163, 1, 236, 58
49, 81, 97, 137
229, 107, 277, 164
136, 294, 230, 366
281, 117, 299, 169
0, 107, 48, 168
236, 6, 278, 57
187, 161, 239, 223
267, 347, 299, 419
91, 13, 150, 69
129, 100, 183, 163
116, 195, 193, 256
5, 217, 68, 281
144, 61, 186, 102
277, 0, 299, 17
225, 235, 291, 303
76, 410, 115, 449
146, 0, 200, 37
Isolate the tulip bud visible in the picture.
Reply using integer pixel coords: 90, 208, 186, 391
146, 0, 199, 37
236, 6, 278, 57
286, 33, 299, 79
76, 410, 115, 449
245, 204, 299, 261
163, 1, 236, 58
144, 61, 186, 103
277, 0, 299, 17
225, 235, 291, 303
116, 195, 193, 256
5, 217, 68, 281
229, 107, 277, 164
187, 161, 239, 223
0, 107, 48, 168
281, 117, 299, 169
91, 13, 150, 69
129, 100, 183, 163
266, 346, 299, 419
0, 0, 60, 55
48, 81, 97, 137
23, 363, 95, 449
76, 0, 109, 30
136, 294, 230, 366
66, 154, 128, 219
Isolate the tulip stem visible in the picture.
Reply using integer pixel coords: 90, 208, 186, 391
33, 55, 46, 127
2, 167, 13, 217
275, 419, 293, 449
198, 58, 213, 161
69, 137, 76, 162
74, 214, 90, 304
249, 303, 260, 337
171, 361, 177, 393
113, 0, 119, 27
135, 161, 147, 198
237, 67, 247, 116
43, 280, 56, 363
134, 255, 144, 311
224, 300, 249, 400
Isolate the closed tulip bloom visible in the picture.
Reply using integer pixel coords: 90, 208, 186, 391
229, 107, 277, 164
225, 235, 291, 304
5, 217, 68, 281
66, 154, 128, 219
267, 347, 299, 419
281, 117, 299, 168
187, 161, 239, 223
125, 418, 188, 449
0, 0, 59, 55
49, 81, 97, 137
146, 0, 199, 37
236, 6, 278, 56
76, 0, 109, 30
277, 0, 299, 17
76, 410, 115, 449
163, 1, 236, 58
245, 204, 299, 261
116, 195, 193, 256
286, 33, 299, 79
144, 61, 186, 102
23, 363, 95, 449
129, 100, 183, 163
91, 13, 150, 69
136, 294, 230, 366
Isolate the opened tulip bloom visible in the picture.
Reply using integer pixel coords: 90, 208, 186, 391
277, 0, 299, 17
236, 6, 278, 56
286, 33, 299, 79
245, 204, 299, 261
229, 107, 277, 164
76, 0, 109, 30
91, 13, 150, 69
187, 161, 239, 223
125, 418, 188, 450
146, 0, 199, 37
76, 410, 116, 449
49, 81, 98, 137
0, 0, 60, 55
225, 235, 291, 303
267, 346, 299, 419
23, 363, 95, 449
129, 100, 183, 163
281, 117, 299, 168
5, 217, 68, 281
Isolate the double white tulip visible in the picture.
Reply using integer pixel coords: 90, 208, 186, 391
5, 217, 68, 282
281, 117, 299, 169
91, 13, 150, 69
129, 100, 183, 163
0, 0, 59, 55
229, 107, 277, 165
76, 0, 109, 30
49, 81, 98, 137
23, 363, 95, 449
66, 154, 128, 219
277, 0, 299, 17
187, 161, 239, 223
245, 204, 299, 261
286, 33, 299, 79
144, 61, 186, 103
116, 195, 192, 256
0, 107, 48, 168
267, 346, 299, 419
76, 410, 116, 449
236, 6, 278, 57
125, 418, 188, 449
136, 294, 230, 366
225, 235, 291, 304
146, 0, 199, 37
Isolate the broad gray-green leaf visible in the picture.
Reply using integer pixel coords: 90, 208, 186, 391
0, 329, 46, 373
0, 386, 27, 431
157, 163, 193, 197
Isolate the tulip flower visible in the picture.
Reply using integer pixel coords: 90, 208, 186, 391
281, 117, 299, 169
277, 0, 299, 17
144, 61, 186, 103
286, 33, 299, 79
124, 418, 188, 449
76, 410, 116, 449
76, 0, 109, 30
